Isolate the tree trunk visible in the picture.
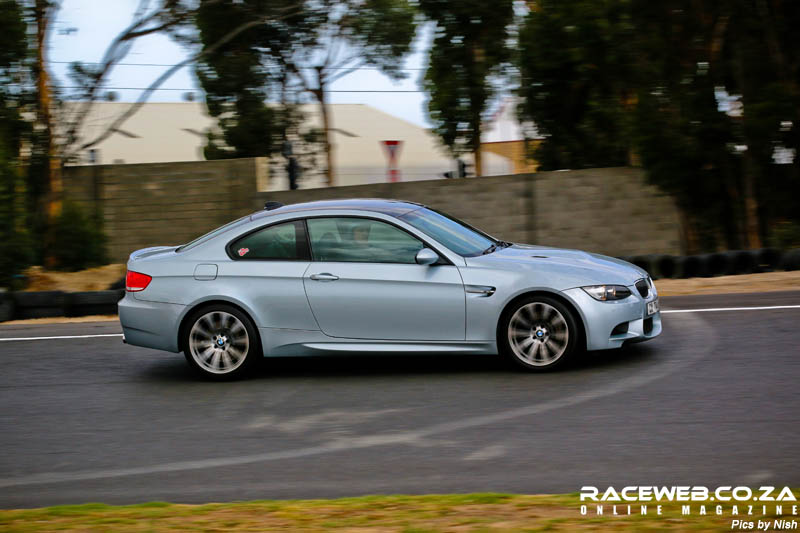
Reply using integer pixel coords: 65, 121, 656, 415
678, 206, 700, 255
314, 70, 335, 187
741, 149, 762, 249
35, 0, 62, 267
473, 144, 483, 177
730, 30, 762, 250
35, 1, 61, 216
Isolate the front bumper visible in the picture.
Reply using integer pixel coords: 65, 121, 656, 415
562, 287, 662, 351
118, 292, 185, 353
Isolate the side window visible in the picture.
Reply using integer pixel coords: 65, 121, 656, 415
307, 218, 424, 264
230, 220, 309, 260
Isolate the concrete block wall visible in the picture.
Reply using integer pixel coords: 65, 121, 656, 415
256, 174, 537, 246
64, 160, 682, 262
258, 167, 681, 257
64, 159, 261, 262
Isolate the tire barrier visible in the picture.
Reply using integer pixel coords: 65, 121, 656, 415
630, 255, 655, 277
701, 253, 731, 277
0, 290, 14, 322
727, 250, 758, 275
107, 276, 125, 290
642, 254, 668, 279
65, 290, 125, 317
782, 248, 800, 271
679, 255, 705, 278
656, 255, 679, 279
11, 291, 67, 319
754, 247, 782, 272
5, 290, 124, 321
618, 249, 794, 279
618, 251, 779, 280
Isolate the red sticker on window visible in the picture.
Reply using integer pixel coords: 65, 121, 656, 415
237, 247, 249, 257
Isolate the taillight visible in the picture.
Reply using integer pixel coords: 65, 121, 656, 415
126, 271, 152, 292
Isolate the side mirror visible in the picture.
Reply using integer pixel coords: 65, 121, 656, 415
415, 248, 439, 265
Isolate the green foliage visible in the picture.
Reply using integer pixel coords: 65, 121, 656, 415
196, 0, 417, 168
49, 201, 107, 272
195, 0, 291, 159
0, 0, 33, 287
0, 0, 26, 70
420, 0, 514, 156
0, 146, 32, 288
518, 0, 636, 169
518, 0, 800, 252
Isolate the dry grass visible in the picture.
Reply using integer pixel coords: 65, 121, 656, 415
22, 264, 125, 292
1, 493, 797, 532
0, 315, 119, 326
654, 270, 800, 296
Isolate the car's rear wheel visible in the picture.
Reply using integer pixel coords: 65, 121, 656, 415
183, 305, 260, 380
499, 295, 579, 371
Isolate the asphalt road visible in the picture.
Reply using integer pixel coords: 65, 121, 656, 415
1, 291, 799, 508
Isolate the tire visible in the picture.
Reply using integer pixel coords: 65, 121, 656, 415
182, 304, 261, 380
498, 295, 580, 372
657, 255, 679, 279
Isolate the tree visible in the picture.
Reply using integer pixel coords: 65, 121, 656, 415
196, 0, 418, 186
0, 0, 33, 284
517, 0, 800, 252
17, 0, 281, 268
21, 0, 197, 267
517, 0, 636, 170
419, 0, 515, 176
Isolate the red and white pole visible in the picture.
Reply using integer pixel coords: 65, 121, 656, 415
380, 140, 403, 182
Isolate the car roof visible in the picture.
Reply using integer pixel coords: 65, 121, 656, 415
250, 198, 425, 221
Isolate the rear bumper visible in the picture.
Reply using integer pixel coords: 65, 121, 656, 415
118, 292, 185, 352
562, 287, 662, 351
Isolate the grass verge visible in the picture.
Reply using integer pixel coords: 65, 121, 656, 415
2, 492, 798, 532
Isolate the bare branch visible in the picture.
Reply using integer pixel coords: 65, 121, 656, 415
62, 8, 174, 148
65, 9, 302, 159
61, 0, 222, 152
327, 56, 363, 83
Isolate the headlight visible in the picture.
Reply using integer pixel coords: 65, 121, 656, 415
582, 285, 632, 301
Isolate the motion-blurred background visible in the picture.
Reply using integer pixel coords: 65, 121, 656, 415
1, 0, 799, 291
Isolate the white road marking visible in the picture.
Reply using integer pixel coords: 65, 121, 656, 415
0, 333, 123, 342
0, 312, 716, 489
463, 444, 507, 461
662, 305, 800, 314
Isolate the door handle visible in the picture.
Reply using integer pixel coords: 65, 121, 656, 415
310, 273, 339, 281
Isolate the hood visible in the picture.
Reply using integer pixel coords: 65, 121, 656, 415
466, 244, 648, 288
128, 245, 178, 262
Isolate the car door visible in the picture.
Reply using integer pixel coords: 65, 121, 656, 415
303, 216, 466, 341
224, 219, 317, 330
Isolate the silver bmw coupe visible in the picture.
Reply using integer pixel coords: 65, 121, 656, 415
119, 199, 661, 379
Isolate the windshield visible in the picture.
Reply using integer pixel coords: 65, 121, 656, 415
399, 207, 497, 257
176, 215, 251, 252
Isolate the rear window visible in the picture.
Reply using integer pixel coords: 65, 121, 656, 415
229, 220, 310, 260
176, 216, 251, 253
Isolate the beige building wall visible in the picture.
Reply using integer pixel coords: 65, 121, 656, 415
63, 102, 512, 189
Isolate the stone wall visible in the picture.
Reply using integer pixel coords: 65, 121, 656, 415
64, 161, 681, 262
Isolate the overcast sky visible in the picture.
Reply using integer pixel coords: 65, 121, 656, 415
48, 0, 434, 127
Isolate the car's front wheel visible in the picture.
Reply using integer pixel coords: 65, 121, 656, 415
499, 295, 579, 371
183, 305, 260, 380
